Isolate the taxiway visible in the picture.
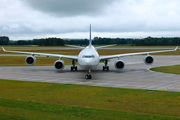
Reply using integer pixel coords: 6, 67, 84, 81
0, 56, 180, 91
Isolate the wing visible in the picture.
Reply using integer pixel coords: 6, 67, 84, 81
100, 46, 178, 60
2, 47, 78, 60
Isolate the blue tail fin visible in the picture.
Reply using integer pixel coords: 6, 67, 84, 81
89, 24, 92, 46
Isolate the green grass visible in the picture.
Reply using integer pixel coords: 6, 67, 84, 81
0, 98, 179, 120
0, 56, 72, 66
150, 64, 180, 75
0, 79, 180, 119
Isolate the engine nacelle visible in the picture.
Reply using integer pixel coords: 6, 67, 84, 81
54, 60, 65, 70
114, 60, 125, 70
144, 55, 154, 65
25, 56, 36, 65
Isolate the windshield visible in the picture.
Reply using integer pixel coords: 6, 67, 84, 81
82, 55, 95, 58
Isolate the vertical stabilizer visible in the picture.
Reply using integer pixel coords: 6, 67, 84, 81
89, 24, 92, 46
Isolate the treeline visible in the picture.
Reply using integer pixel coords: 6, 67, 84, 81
8, 38, 64, 46
92, 37, 132, 45
37, 38, 64, 46
64, 37, 134, 45
1, 36, 180, 46
135, 36, 180, 46
64, 39, 89, 46
65, 37, 180, 46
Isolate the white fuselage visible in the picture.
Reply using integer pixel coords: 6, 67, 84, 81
78, 45, 100, 70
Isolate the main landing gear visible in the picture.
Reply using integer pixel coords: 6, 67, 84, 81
71, 60, 77, 71
85, 69, 92, 79
103, 60, 109, 71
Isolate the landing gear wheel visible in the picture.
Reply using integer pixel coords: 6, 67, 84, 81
85, 74, 92, 79
71, 67, 73, 71
107, 66, 109, 71
103, 60, 109, 71
71, 66, 77, 71
71, 60, 77, 71
103, 66, 109, 71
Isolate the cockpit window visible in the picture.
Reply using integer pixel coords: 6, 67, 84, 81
82, 55, 95, 58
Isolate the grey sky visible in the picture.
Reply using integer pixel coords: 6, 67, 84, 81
1, 0, 180, 40
23, 0, 114, 16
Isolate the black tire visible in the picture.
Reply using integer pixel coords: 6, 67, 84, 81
85, 74, 92, 79
71, 67, 73, 71
107, 66, 109, 71
85, 75, 89, 79
89, 74, 92, 79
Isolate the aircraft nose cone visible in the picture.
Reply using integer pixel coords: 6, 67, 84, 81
85, 59, 92, 65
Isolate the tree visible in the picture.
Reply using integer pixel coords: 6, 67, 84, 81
38, 38, 64, 46
0, 36, 9, 45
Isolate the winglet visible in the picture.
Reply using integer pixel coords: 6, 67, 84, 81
2, 47, 5, 52
175, 46, 178, 51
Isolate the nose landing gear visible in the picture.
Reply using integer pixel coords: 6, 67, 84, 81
85, 74, 92, 79
85, 69, 92, 79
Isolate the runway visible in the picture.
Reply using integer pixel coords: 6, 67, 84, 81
0, 56, 180, 92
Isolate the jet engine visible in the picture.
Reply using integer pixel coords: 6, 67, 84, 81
114, 60, 125, 70
144, 55, 154, 65
25, 55, 36, 65
54, 60, 65, 70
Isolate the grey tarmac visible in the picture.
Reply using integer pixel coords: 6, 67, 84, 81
0, 55, 180, 92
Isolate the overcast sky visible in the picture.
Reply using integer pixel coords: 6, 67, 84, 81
1, 0, 180, 40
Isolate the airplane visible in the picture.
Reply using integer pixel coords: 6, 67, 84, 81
2, 25, 178, 79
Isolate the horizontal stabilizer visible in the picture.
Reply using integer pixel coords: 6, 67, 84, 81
65, 44, 85, 49
96, 44, 117, 49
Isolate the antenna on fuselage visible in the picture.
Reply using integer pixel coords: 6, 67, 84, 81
89, 24, 92, 46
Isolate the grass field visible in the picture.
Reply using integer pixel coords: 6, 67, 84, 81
150, 64, 180, 75
1, 46, 180, 119
0, 56, 72, 66
0, 79, 180, 119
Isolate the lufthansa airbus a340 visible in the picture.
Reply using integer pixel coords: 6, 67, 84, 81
2, 25, 178, 79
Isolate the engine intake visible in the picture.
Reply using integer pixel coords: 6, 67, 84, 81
54, 60, 65, 70
144, 55, 154, 65
115, 60, 125, 70
26, 56, 36, 65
